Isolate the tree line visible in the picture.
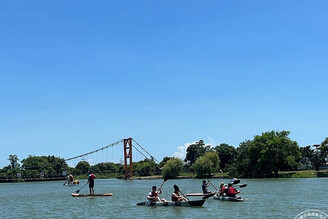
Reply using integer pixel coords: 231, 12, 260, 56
1, 130, 328, 180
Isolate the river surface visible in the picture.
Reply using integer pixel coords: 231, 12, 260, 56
1, 178, 327, 218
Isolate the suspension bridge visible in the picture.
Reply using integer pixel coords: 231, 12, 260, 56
64, 138, 158, 179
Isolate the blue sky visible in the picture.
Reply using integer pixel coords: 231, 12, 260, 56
0, 0, 327, 167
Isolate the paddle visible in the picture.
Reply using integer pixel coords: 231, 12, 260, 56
63, 180, 68, 186
76, 182, 88, 193
158, 177, 168, 192
175, 185, 190, 201
237, 183, 247, 188
207, 179, 218, 191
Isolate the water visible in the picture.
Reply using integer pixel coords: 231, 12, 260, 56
1, 178, 327, 218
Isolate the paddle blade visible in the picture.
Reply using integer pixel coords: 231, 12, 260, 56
239, 184, 247, 188
233, 179, 240, 184
136, 202, 146, 206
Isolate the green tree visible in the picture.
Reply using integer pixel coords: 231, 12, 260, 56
133, 159, 157, 176
248, 131, 301, 177
185, 140, 209, 165
193, 151, 220, 177
8, 154, 20, 170
226, 140, 252, 177
75, 161, 90, 175
159, 157, 173, 168
162, 158, 183, 178
214, 144, 237, 172
21, 155, 68, 176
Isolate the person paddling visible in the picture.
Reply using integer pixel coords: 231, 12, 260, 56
227, 183, 239, 197
147, 186, 166, 202
88, 170, 96, 195
67, 174, 74, 185
202, 180, 211, 194
171, 185, 187, 202
219, 182, 227, 196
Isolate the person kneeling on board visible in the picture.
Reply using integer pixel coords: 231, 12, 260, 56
171, 185, 188, 201
219, 182, 227, 196
147, 186, 167, 202
227, 183, 239, 197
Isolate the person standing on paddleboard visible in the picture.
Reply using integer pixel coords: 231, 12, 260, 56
88, 170, 96, 195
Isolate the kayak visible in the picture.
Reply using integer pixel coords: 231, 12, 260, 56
137, 199, 205, 207
213, 194, 243, 202
71, 193, 113, 197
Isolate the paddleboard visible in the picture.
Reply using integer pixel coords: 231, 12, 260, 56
71, 193, 113, 197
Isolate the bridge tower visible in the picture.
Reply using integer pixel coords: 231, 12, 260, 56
123, 138, 133, 179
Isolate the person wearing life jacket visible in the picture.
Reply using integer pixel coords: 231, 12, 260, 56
171, 185, 187, 202
227, 183, 239, 197
147, 186, 164, 202
88, 170, 96, 195
219, 182, 227, 196
202, 180, 211, 194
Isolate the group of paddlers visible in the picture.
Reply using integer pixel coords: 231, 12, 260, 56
147, 184, 189, 202
147, 178, 243, 202
202, 178, 240, 197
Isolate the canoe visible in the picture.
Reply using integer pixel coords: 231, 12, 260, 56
213, 194, 243, 202
137, 199, 205, 207
71, 193, 113, 197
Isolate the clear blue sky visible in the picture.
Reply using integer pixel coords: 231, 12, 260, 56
1, 0, 327, 167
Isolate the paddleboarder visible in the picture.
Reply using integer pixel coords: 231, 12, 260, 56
88, 170, 96, 195
67, 174, 74, 185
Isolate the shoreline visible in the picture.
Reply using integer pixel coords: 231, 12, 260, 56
1, 170, 327, 183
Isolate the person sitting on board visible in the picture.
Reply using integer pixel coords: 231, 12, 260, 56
202, 180, 211, 194
88, 170, 96, 195
171, 185, 188, 202
147, 186, 166, 202
219, 182, 227, 196
227, 183, 239, 197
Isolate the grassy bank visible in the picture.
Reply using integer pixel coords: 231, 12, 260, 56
278, 170, 328, 178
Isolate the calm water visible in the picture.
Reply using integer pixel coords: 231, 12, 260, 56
1, 178, 327, 218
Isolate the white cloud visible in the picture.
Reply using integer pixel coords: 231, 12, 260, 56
173, 139, 215, 160
172, 142, 192, 160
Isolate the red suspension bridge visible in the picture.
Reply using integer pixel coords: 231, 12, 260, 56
64, 138, 158, 179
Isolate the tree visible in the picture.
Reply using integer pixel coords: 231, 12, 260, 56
226, 140, 252, 177
214, 144, 237, 172
184, 140, 209, 165
248, 131, 301, 177
193, 151, 220, 177
8, 154, 20, 170
21, 155, 68, 176
133, 159, 157, 176
162, 158, 183, 178
298, 146, 314, 170
159, 157, 173, 168
75, 161, 90, 175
